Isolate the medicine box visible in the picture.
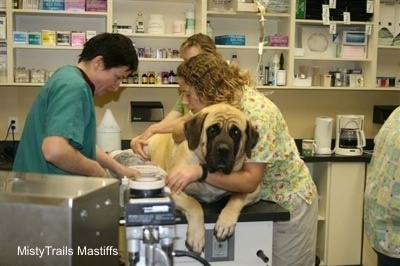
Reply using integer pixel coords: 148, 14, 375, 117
42, 30, 56, 46
41, 0, 64, 10
86, 0, 107, 12
86, 30, 97, 41
214, 35, 245, 46
296, 0, 306, 19
57, 31, 71, 46
71, 31, 86, 46
28, 32, 42, 45
64, 0, 85, 11
13, 31, 28, 44
268, 35, 289, 47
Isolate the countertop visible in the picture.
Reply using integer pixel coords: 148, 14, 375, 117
175, 196, 290, 224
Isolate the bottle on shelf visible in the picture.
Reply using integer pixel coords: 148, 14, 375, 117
112, 20, 118, 33
270, 52, 280, 86
168, 70, 177, 84
141, 73, 148, 84
206, 21, 213, 39
148, 71, 155, 84
229, 53, 240, 67
135, 12, 145, 33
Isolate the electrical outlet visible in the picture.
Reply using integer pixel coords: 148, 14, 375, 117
8, 116, 18, 133
204, 229, 234, 262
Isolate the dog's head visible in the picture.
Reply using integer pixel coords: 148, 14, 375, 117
184, 103, 259, 174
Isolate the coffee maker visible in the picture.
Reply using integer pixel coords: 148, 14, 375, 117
335, 115, 366, 156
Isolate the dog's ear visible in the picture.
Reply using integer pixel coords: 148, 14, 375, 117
184, 112, 208, 150
245, 121, 259, 158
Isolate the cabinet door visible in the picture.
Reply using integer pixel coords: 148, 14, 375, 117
327, 162, 365, 265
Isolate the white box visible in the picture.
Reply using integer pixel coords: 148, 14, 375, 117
237, 1, 258, 12
13, 31, 28, 45
0, 16, 5, 39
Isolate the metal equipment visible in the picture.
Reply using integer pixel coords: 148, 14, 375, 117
121, 176, 211, 266
0, 171, 120, 266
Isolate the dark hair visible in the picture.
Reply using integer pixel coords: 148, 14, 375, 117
78, 32, 138, 72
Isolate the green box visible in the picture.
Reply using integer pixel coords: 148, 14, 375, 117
296, 0, 306, 19
28, 32, 42, 45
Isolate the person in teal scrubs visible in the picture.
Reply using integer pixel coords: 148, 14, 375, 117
13, 33, 140, 178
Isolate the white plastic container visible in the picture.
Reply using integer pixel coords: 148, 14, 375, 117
148, 14, 165, 34
96, 109, 121, 153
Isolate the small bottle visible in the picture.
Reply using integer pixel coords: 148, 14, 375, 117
230, 53, 240, 67
133, 72, 139, 84
119, 176, 129, 207
148, 72, 155, 84
135, 12, 145, 33
168, 70, 176, 84
112, 20, 118, 33
206, 21, 213, 39
141, 73, 148, 84
270, 52, 280, 86
155, 73, 162, 84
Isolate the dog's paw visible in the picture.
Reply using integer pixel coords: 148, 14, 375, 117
214, 211, 238, 241
185, 227, 205, 254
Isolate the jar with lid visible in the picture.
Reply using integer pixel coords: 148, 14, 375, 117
148, 14, 165, 34
141, 73, 148, 84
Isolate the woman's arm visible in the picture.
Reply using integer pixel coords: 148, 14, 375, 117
166, 162, 265, 193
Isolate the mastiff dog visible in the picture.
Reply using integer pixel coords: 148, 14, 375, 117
142, 103, 260, 254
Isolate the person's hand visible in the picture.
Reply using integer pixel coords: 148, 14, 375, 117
166, 165, 202, 192
116, 165, 141, 178
130, 136, 150, 160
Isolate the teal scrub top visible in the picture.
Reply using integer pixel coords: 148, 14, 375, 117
13, 65, 96, 175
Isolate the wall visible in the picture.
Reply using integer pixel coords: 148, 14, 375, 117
0, 86, 398, 141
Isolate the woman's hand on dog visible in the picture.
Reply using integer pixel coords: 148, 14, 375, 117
130, 136, 150, 160
166, 165, 203, 192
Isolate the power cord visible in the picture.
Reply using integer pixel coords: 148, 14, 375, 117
1, 120, 17, 159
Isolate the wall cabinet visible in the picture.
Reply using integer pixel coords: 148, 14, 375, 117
0, 1, 399, 92
309, 162, 366, 266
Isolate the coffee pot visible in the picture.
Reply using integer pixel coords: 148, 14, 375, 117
335, 115, 366, 156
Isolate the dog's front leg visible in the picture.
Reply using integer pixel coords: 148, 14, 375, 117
172, 192, 206, 254
214, 185, 261, 241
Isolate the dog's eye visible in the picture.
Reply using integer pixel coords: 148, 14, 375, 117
207, 124, 221, 136
230, 126, 242, 140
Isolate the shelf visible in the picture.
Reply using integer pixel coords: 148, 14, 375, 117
378, 45, 400, 50
294, 57, 372, 62
12, 9, 107, 17
123, 33, 191, 39
217, 45, 289, 51
295, 19, 371, 26
207, 11, 290, 19
12, 45, 83, 50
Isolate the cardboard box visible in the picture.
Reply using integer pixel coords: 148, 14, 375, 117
64, 0, 85, 11
41, 0, 64, 11
215, 35, 245, 46
28, 32, 42, 45
296, 0, 306, 19
0, 16, 5, 39
42, 30, 56, 46
56, 31, 71, 46
71, 31, 86, 46
13, 31, 28, 44
268, 35, 289, 47
86, 0, 107, 12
